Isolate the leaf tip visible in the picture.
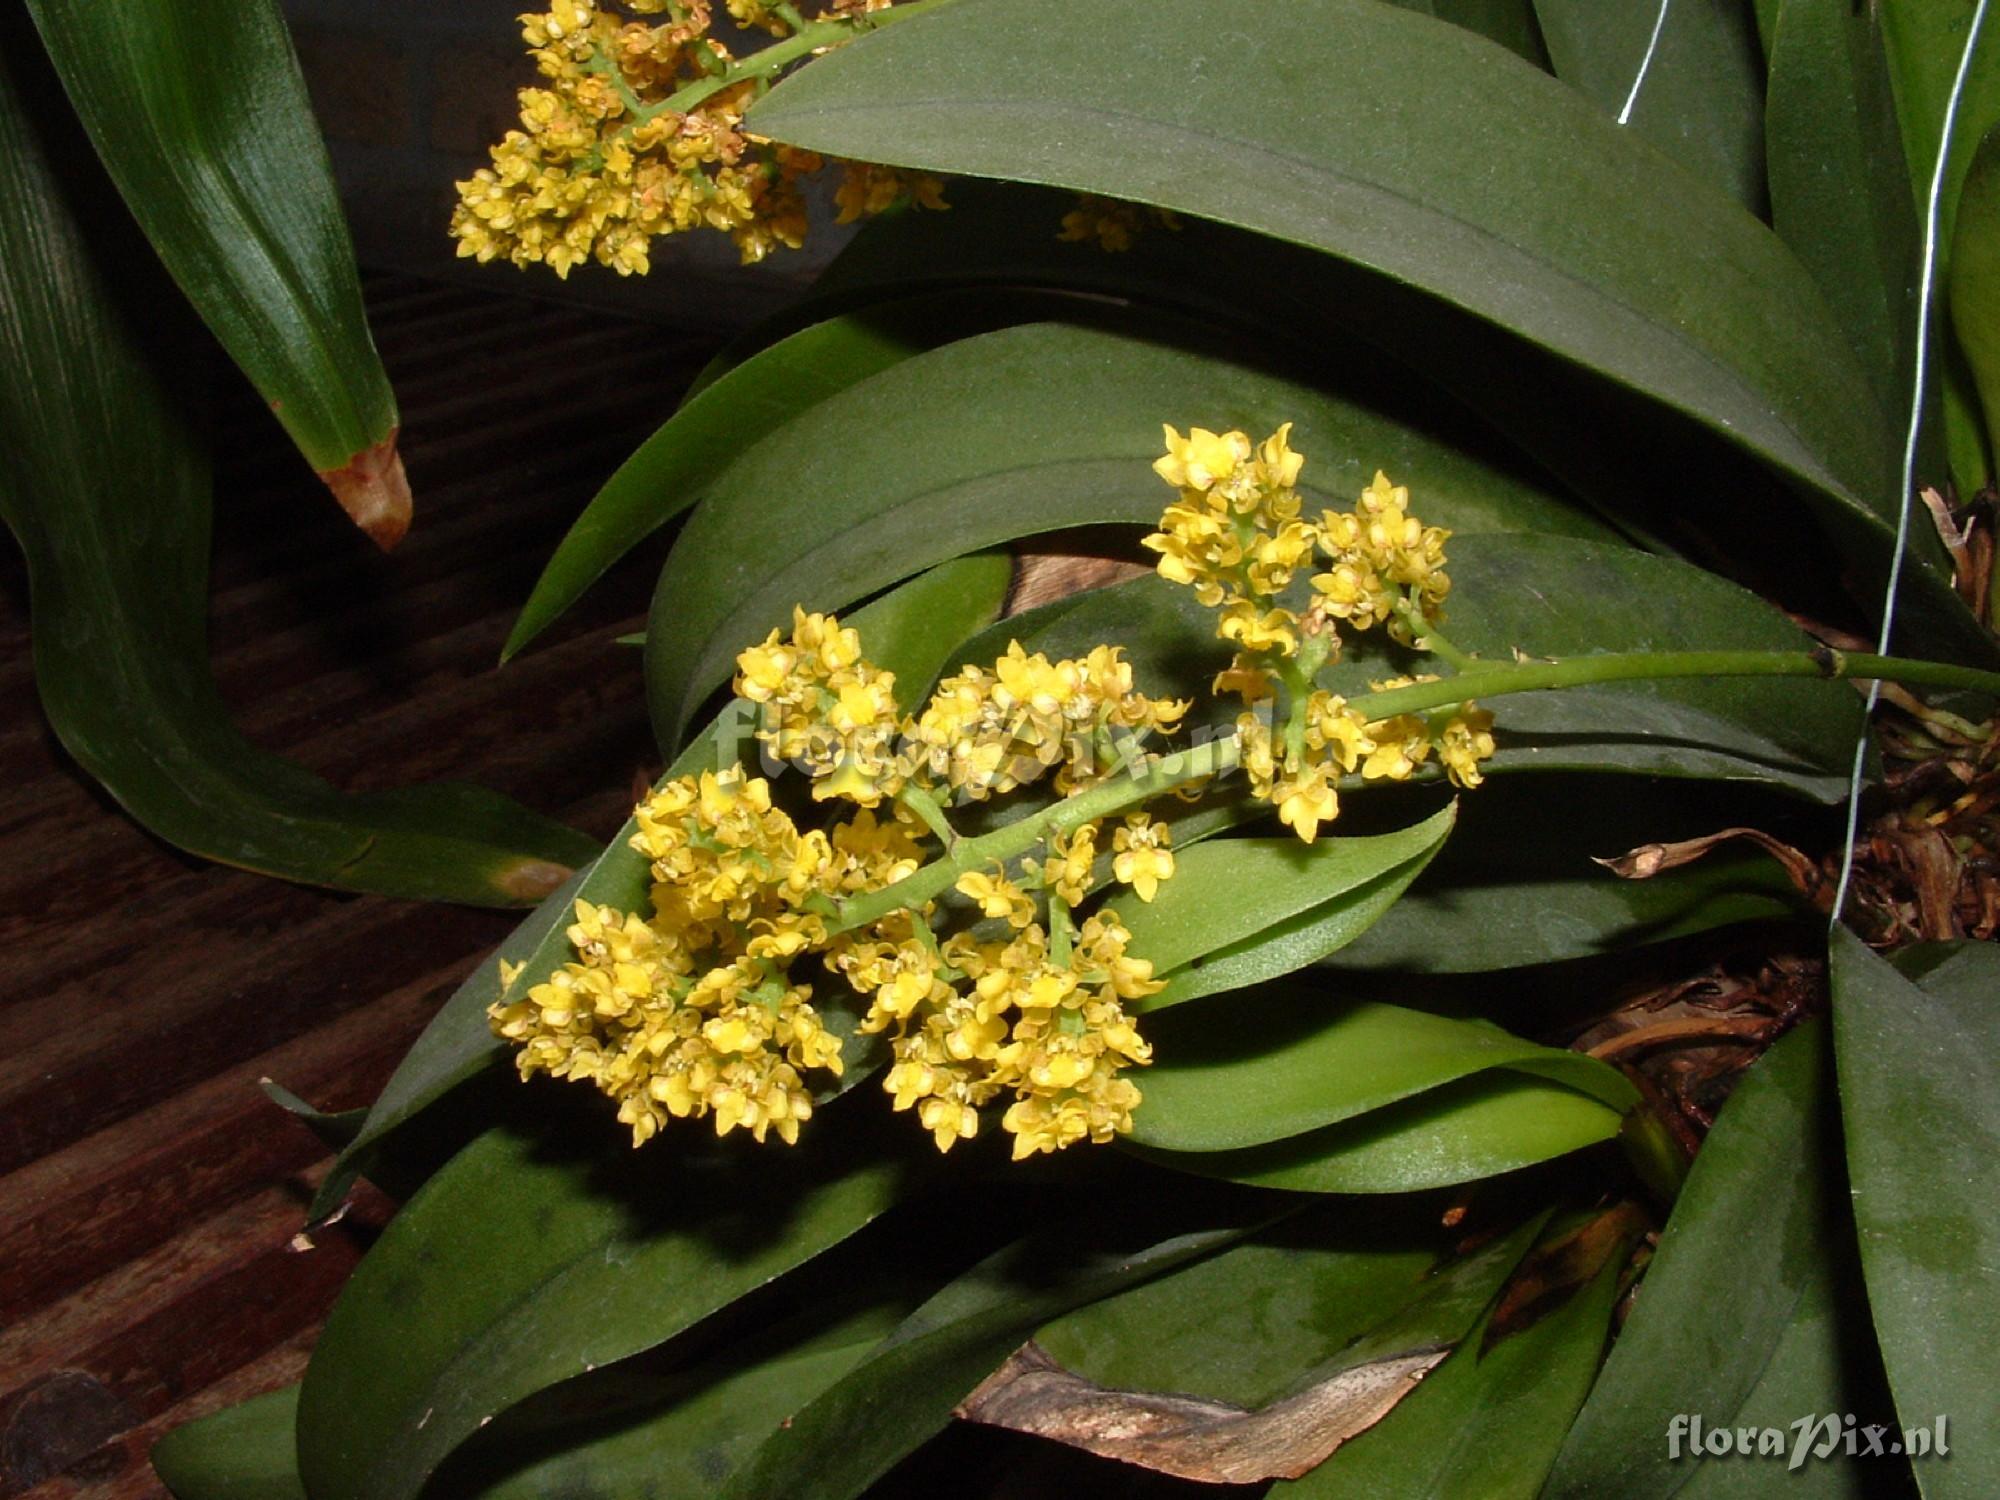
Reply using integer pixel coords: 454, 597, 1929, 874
319, 430, 412, 550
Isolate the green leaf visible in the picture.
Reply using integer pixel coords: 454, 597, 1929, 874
1383, 0, 1550, 65
0, 35, 598, 907
787, 179, 1987, 665
438, 1296, 918, 1499
1283, 1234, 1629, 1497
750, 0, 1908, 555
295, 1109, 917, 1500
311, 556, 1006, 1219
1033, 1197, 1452, 1409
1832, 932, 2000, 1496
1329, 777, 1806, 974
1544, 1020, 1904, 1498
1950, 123, 2000, 474
153, 1386, 306, 1500
644, 312, 1608, 749
1531, 0, 1767, 212
1131, 992, 1636, 1153
1108, 806, 1457, 1011
1881, 0, 2000, 496
506, 293, 1032, 661
22, 0, 405, 541
713, 1195, 1270, 1500
1767, 0, 1921, 407
1133, 1070, 1625, 1193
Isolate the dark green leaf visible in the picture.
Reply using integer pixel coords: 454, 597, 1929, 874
23, 0, 404, 539
784, 179, 1988, 665
438, 1294, 920, 1500
713, 1196, 1269, 1500
1383, 0, 1550, 65
1109, 806, 1456, 1010
1131, 991, 1635, 1153
506, 294, 1031, 660
645, 312, 1608, 748
1133, 1070, 1625, 1193
1880, 0, 2000, 495
1949, 123, 2000, 472
311, 557, 1005, 1219
1033, 1198, 1452, 1409
1832, 931, 2000, 1496
1532, 0, 1767, 211
295, 1110, 917, 1500
1283, 1233, 1628, 1497
1767, 0, 1921, 407
1330, 778, 1806, 973
152, 1386, 306, 1500
1545, 1020, 1906, 1498
751, 0, 1907, 550
0, 33, 597, 906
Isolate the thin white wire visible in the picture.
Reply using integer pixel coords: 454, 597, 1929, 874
1618, 0, 1673, 124
1829, 0, 1994, 929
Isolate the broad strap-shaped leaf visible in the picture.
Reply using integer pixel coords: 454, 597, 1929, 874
1880, 0, 2000, 497
309, 556, 1009, 1219
295, 1111, 915, 1500
1532, 0, 1767, 212
712, 1197, 1271, 1500
644, 312, 1614, 747
1950, 123, 2000, 471
786, 178, 1989, 667
1032, 1196, 1451, 1410
0, 37, 597, 907
750, 0, 1904, 542
1831, 931, 2000, 1497
1283, 1235, 1630, 1497
152, 1386, 306, 1500
438, 1296, 919, 1499
1767, 0, 1921, 408
1385, 0, 1549, 65
505, 294, 1032, 660
1544, 1020, 1904, 1498
23, 0, 407, 543
1109, 808, 1456, 1011
1330, 776, 1806, 973
1132, 1070, 1626, 1194
1130, 991, 1636, 1153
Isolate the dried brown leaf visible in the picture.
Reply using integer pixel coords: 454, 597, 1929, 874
955, 1339, 1445, 1483
1594, 827, 1825, 904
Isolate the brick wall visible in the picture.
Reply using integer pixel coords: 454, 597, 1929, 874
280, 0, 848, 330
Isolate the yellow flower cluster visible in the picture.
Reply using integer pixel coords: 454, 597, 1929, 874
490, 769, 866, 1145
1058, 194, 1183, 253
495, 607, 1188, 1156
833, 908, 1160, 1157
450, 0, 943, 277
1145, 424, 1495, 841
736, 613, 1189, 805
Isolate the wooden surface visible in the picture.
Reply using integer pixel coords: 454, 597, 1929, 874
0, 274, 715, 1496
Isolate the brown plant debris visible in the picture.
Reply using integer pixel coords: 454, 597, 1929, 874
955, 1340, 1447, 1484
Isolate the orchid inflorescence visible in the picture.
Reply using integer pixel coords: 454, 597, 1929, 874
490, 423, 1496, 1158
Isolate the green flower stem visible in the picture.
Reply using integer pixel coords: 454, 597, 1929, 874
645, 0, 960, 120
829, 734, 1243, 935
896, 783, 958, 847
829, 645, 2000, 938
1047, 891, 1074, 967
1357, 648, 2000, 720
1394, 595, 1479, 671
